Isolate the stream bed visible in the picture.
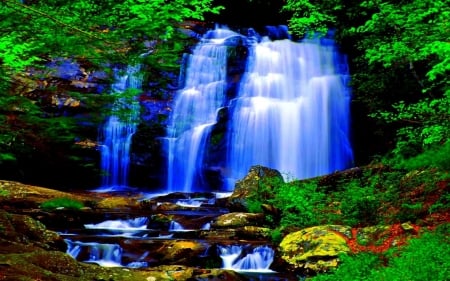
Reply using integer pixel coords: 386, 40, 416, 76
39, 191, 296, 280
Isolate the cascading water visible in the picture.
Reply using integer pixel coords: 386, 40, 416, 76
167, 26, 353, 191
219, 245, 275, 272
98, 65, 142, 191
226, 31, 353, 186
65, 240, 123, 267
166, 29, 239, 192
168, 220, 185, 231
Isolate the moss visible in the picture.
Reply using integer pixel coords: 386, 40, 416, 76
40, 197, 84, 211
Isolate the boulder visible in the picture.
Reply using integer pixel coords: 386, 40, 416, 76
212, 212, 265, 228
227, 165, 284, 211
235, 225, 272, 240
0, 209, 64, 251
278, 225, 351, 273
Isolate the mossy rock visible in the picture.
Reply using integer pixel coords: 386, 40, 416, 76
0, 210, 63, 249
235, 226, 272, 239
212, 212, 265, 228
97, 196, 139, 209
159, 240, 206, 264
279, 225, 351, 273
227, 165, 284, 211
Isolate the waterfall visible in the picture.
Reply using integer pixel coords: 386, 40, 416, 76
84, 217, 148, 235
167, 26, 353, 191
65, 240, 123, 267
166, 29, 240, 192
168, 220, 185, 231
218, 244, 274, 272
226, 33, 353, 186
98, 65, 142, 191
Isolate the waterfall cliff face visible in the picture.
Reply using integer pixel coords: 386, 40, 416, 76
166, 27, 353, 192
99, 65, 142, 190
226, 37, 353, 186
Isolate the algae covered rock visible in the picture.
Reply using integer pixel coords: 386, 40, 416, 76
236, 225, 272, 240
212, 212, 265, 228
279, 225, 351, 273
0, 209, 63, 250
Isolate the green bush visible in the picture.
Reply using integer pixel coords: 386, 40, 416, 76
311, 252, 382, 281
338, 181, 381, 226
40, 197, 84, 211
245, 176, 326, 228
269, 180, 326, 228
397, 141, 450, 171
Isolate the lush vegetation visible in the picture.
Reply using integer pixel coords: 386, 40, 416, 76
248, 166, 448, 229
311, 225, 450, 281
40, 197, 84, 211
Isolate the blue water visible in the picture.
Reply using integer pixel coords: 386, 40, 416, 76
226, 36, 353, 186
165, 30, 234, 192
166, 27, 353, 192
98, 65, 142, 191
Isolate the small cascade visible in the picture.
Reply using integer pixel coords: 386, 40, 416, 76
218, 245, 275, 272
168, 220, 185, 231
166, 28, 245, 192
98, 65, 142, 191
84, 217, 148, 236
65, 240, 123, 267
201, 222, 211, 230
226, 33, 353, 185
175, 199, 203, 208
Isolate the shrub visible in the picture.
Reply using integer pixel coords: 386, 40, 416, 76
311, 252, 382, 281
269, 180, 326, 228
40, 197, 84, 211
339, 181, 381, 226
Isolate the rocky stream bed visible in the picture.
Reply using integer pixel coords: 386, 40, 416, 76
1, 165, 448, 281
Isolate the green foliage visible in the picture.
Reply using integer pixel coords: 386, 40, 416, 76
1, 0, 223, 69
0, 188, 10, 197
270, 228, 283, 244
312, 229, 450, 281
429, 191, 450, 214
40, 197, 84, 211
282, 0, 341, 36
392, 141, 450, 171
339, 181, 381, 226
311, 252, 382, 281
398, 202, 423, 222
247, 176, 326, 228
271, 180, 326, 227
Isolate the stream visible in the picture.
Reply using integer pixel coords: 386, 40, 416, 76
41, 191, 296, 280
